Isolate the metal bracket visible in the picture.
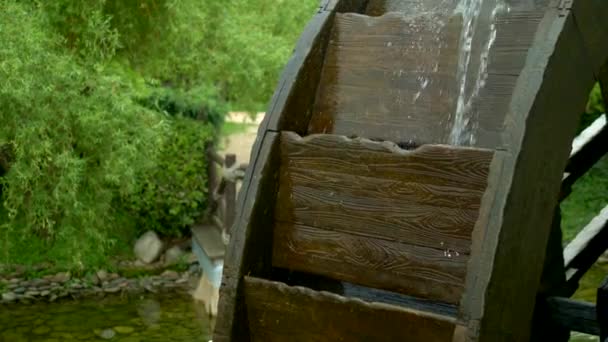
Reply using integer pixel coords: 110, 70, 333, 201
558, 0, 573, 17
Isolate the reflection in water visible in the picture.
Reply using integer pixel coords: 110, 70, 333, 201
0, 293, 213, 341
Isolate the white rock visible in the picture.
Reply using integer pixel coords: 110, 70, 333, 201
134, 231, 163, 264
164, 246, 185, 266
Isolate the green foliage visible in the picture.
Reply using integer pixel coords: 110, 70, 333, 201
126, 117, 215, 237
0, 1, 164, 270
138, 86, 227, 130
40, 0, 320, 110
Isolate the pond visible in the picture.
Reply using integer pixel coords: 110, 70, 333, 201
1, 264, 606, 341
0, 292, 213, 341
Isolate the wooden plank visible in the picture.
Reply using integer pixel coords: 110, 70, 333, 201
273, 222, 468, 304
308, 12, 462, 144
599, 276, 608, 341
243, 276, 458, 342
214, 133, 281, 342
365, 0, 457, 16
341, 282, 459, 317
281, 132, 493, 190
572, 0, 608, 77
530, 207, 570, 342
224, 154, 237, 234
461, 5, 596, 341
546, 296, 600, 336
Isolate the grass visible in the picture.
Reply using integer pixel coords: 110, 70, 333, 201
561, 155, 608, 244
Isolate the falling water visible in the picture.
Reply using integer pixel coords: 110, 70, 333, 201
449, 0, 509, 145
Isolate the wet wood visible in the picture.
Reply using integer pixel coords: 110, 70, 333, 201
308, 12, 462, 144
546, 296, 600, 336
599, 276, 608, 341
572, 0, 608, 76
464, 7, 596, 341
278, 132, 492, 252
273, 222, 468, 304
341, 282, 458, 317
214, 133, 281, 342
365, 0, 457, 16
243, 276, 458, 342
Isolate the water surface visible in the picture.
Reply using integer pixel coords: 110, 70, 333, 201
0, 293, 213, 342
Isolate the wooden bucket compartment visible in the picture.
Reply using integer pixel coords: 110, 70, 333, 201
273, 132, 494, 304
243, 276, 459, 342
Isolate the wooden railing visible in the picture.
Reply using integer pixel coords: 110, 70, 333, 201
205, 146, 248, 244
540, 113, 608, 341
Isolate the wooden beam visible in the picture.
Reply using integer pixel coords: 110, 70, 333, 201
243, 276, 458, 342
563, 205, 608, 293
561, 114, 608, 199
546, 296, 600, 336
214, 133, 281, 342
599, 275, 608, 341
572, 0, 608, 77
462, 5, 595, 341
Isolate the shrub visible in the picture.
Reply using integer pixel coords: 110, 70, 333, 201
0, 1, 164, 270
125, 117, 216, 237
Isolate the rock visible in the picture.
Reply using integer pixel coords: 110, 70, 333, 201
97, 328, 116, 340
13, 287, 25, 294
164, 246, 185, 266
9, 278, 20, 284
2, 292, 17, 302
24, 290, 40, 297
104, 287, 120, 294
134, 231, 163, 264
40, 290, 50, 297
49, 294, 58, 302
161, 270, 179, 280
96, 270, 109, 282
113, 326, 135, 334
52, 272, 71, 283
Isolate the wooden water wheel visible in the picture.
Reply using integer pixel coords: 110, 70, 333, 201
213, 0, 608, 340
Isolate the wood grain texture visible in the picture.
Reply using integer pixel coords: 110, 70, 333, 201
243, 276, 458, 342
308, 12, 462, 144
273, 222, 468, 304
546, 297, 600, 336
278, 133, 492, 252
214, 133, 281, 342
465, 5, 596, 341
273, 132, 493, 304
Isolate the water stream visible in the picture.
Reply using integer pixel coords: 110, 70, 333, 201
450, 0, 508, 146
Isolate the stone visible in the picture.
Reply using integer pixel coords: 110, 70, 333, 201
2, 292, 17, 302
134, 231, 163, 264
96, 269, 109, 282
97, 328, 116, 340
104, 287, 120, 294
164, 246, 185, 265
52, 272, 71, 283
9, 278, 20, 283
41, 290, 51, 296
25, 290, 40, 297
113, 326, 135, 334
13, 287, 26, 293
161, 270, 179, 280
